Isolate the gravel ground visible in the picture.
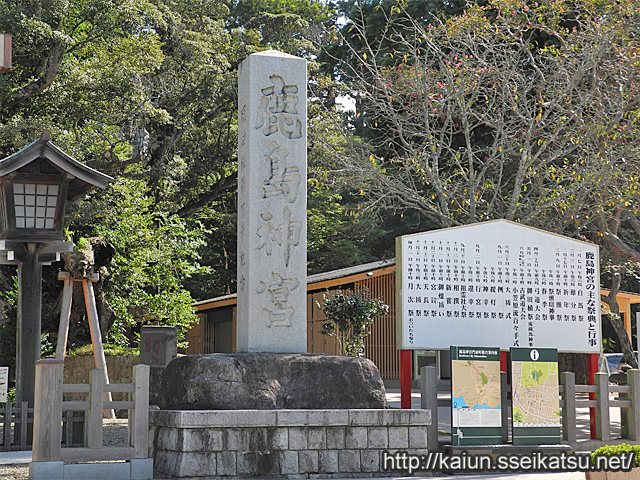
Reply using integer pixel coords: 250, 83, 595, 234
0, 418, 130, 480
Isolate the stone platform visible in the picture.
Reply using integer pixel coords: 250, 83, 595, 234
150, 409, 432, 479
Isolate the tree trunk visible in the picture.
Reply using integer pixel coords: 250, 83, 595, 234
601, 272, 638, 369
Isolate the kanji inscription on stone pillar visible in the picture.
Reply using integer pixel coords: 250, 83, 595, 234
237, 51, 307, 352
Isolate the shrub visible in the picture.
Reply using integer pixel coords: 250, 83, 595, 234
591, 444, 640, 469
317, 288, 389, 357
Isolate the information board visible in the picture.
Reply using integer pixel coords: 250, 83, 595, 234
511, 347, 561, 445
0, 367, 8, 403
451, 346, 502, 445
396, 220, 600, 352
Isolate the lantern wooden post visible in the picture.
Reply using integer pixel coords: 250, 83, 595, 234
0, 131, 112, 409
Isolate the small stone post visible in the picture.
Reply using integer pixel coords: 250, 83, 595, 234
140, 326, 177, 405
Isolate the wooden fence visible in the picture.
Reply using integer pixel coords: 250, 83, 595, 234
31, 359, 149, 463
1, 402, 87, 452
0, 401, 32, 451
420, 366, 640, 449
560, 370, 640, 443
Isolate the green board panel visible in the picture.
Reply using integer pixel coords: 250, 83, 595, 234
512, 426, 562, 445
451, 346, 502, 445
510, 347, 561, 445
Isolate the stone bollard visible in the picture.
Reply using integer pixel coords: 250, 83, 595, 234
140, 326, 177, 406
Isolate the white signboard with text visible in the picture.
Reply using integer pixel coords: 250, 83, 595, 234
0, 367, 8, 403
396, 220, 600, 353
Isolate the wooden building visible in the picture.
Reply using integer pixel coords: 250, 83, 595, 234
188, 259, 400, 379
187, 259, 640, 381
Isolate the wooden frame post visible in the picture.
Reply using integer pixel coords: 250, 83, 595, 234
587, 352, 598, 439
32, 359, 63, 462
88, 369, 104, 449
594, 372, 611, 441
55, 273, 74, 359
400, 349, 412, 409
131, 364, 150, 458
561, 371, 577, 443
420, 366, 438, 450
16, 243, 42, 408
624, 369, 640, 441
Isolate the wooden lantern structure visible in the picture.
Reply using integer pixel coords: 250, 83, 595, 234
0, 131, 112, 406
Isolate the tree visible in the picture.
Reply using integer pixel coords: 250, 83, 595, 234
322, 0, 640, 231
0, 0, 344, 353
319, 0, 640, 366
317, 288, 388, 356
68, 177, 208, 346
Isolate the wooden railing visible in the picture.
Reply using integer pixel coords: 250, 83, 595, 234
32, 359, 149, 463
560, 370, 640, 443
0, 400, 32, 451
419, 366, 640, 448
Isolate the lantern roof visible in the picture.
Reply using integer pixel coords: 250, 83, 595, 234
0, 130, 113, 201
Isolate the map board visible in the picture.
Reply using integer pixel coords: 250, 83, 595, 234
511, 347, 561, 445
396, 220, 600, 352
0, 367, 7, 403
451, 346, 502, 445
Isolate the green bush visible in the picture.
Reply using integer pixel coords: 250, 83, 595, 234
591, 444, 640, 468
316, 288, 389, 357
67, 343, 140, 357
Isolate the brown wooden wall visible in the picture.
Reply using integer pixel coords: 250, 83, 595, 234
306, 273, 399, 379
307, 290, 340, 355
191, 271, 399, 379
357, 273, 399, 379
185, 312, 205, 355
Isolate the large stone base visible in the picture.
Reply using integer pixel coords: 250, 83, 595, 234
159, 353, 386, 410
150, 409, 432, 479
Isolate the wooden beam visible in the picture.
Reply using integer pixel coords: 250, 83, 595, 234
55, 276, 73, 359
194, 265, 398, 312
82, 279, 114, 418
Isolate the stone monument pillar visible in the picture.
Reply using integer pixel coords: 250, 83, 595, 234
237, 51, 307, 353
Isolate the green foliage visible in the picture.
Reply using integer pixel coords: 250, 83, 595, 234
67, 343, 140, 357
0, 387, 15, 408
72, 177, 208, 345
40, 333, 55, 358
323, 0, 640, 239
591, 444, 640, 468
317, 288, 388, 357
